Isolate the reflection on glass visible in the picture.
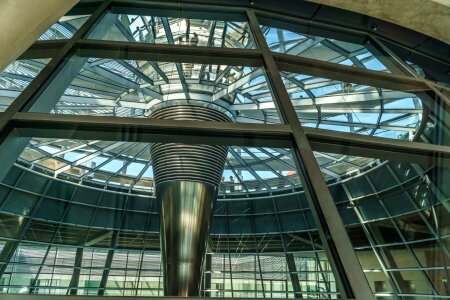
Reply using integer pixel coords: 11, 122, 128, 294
0, 59, 49, 112
38, 15, 90, 40
89, 13, 254, 49
262, 25, 393, 73
0, 3, 448, 299
281, 71, 423, 139
0, 145, 343, 298
31, 56, 281, 124
420, 91, 450, 146
18, 140, 302, 195
319, 152, 450, 298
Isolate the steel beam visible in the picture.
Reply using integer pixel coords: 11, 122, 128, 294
314, 127, 448, 179
0, 1, 113, 183
231, 91, 415, 110
0, 1, 112, 130
18, 40, 68, 60
76, 39, 263, 67
246, 8, 374, 299
9, 112, 450, 167
368, 35, 449, 119
274, 53, 429, 93
27, 56, 88, 112
160, 17, 190, 100
11, 112, 292, 148
72, 39, 435, 98
98, 231, 118, 296
212, 69, 264, 101
67, 248, 83, 295
304, 126, 450, 168
111, 0, 246, 20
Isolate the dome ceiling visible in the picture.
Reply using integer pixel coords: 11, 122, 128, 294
1, 14, 424, 195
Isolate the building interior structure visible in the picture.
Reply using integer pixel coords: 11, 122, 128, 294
0, 0, 449, 299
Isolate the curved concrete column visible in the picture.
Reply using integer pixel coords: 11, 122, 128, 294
0, 0, 79, 70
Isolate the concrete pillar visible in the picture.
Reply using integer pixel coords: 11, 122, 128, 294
0, 0, 79, 71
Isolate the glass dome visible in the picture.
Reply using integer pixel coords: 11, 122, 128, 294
0, 1, 448, 299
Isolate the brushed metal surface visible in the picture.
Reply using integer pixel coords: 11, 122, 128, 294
150, 105, 230, 186
151, 143, 228, 186
150, 104, 230, 296
158, 180, 216, 297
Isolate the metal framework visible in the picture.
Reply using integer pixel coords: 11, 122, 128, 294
0, 0, 448, 299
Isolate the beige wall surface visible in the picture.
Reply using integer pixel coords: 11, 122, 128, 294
0, 0, 79, 71
308, 0, 450, 45
0, 0, 448, 71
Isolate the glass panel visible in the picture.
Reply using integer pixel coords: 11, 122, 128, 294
410, 240, 449, 268
281, 71, 424, 139
0, 59, 50, 112
89, 10, 254, 49
420, 92, 450, 146
389, 270, 434, 294
38, 15, 90, 40
27, 54, 283, 124
261, 24, 403, 74
317, 151, 449, 298
16, 139, 305, 195
0, 137, 347, 298
0, 213, 23, 239
379, 39, 450, 83
364, 271, 394, 294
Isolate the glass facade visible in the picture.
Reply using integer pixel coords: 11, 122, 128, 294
0, 59, 50, 112
37, 15, 90, 41
261, 26, 392, 73
88, 12, 254, 49
0, 1, 448, 299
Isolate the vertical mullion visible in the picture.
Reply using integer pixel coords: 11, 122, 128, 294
0, 0, 113, 183
245, 8, 373, 299
203, 251, 212, 297
296, 194, 333, 298
0, 177, 51, 278
270, 198, 303, 298
80, 190, 110, 296
369, 34, 449, 121
386, 164, 450, 291
365, 174, 440, 296
0, 0, 112, 127
134, 199, 154, 296
29, 184, 78, 294
225, 203, 234, 297
67, 247, 84, 295
247, 202, 266, 297
341, 183, 402, 299
98, 194, 130, 296
97, 230, 119, 296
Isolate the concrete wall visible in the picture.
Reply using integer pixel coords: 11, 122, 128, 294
0, 0, 79, 71
307, 0, 450, 45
